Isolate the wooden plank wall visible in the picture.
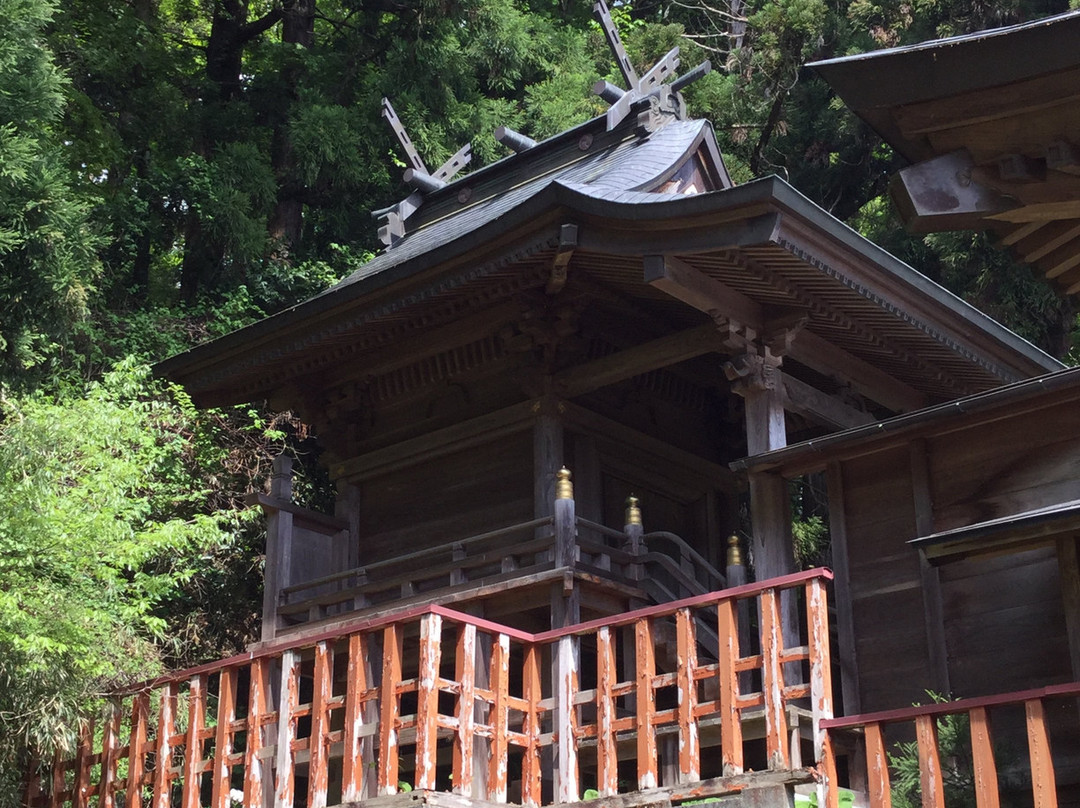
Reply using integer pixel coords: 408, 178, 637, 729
354, 433, 534, 564
927, 399, 1080, 532
940, 546, 1070, 696
838, 447, 932, 711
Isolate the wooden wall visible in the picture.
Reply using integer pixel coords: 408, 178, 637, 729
837, 447, 932, 712
352, 431, 534, 565
927, 399, 1080, 531
829, 396, 1080, 714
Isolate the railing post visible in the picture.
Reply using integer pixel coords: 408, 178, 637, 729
308, 642, 333, 808
125, 694, 149, 808
211, 669, 237, 808
489, 633, 511, 802
635, 617, 658, 789
261, 455, 294, 642
453, 624, 477, 797
553, 634, 579, 803
379, 624, 403, 795
342, 633, 376, 803
675, 608, 700, 783
99, 702, 121, 808
521, 645, 543, 807
554, 468, 577, 569
244, 659, 270, 808
1026, 698, 1058, 807
596, 626, 619, 797
623, 495, 645, 581
275, 652, 300, 808
181, 676, 206, 808
415, 613, 443, 791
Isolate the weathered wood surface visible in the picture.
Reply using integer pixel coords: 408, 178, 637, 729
825, 682, 1080, 808
31, 571, 835, 808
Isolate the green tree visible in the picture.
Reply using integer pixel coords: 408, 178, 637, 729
0, 0, 100, 388
0, 363, 231, 802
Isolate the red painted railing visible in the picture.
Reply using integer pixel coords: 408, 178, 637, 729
821, 682, 1080, 808
27, 570, 834, 808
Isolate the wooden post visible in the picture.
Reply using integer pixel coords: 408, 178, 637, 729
453, 624, 477, 797
244, 659, 270, 808
553, 468, 576, 570
970, 707, 1000, 808
308, 642, 333, 808
488, 633, 511, 802
635, 618, 658, 790
915, 714, 946, 808
864, 723, 891, 808
534, 400, 564, 523
415, 614, 443, 792
342, 633, 375, 803
553, 634, 579, 803
675, 608, 700, 783
261, 455, 294, 642
596, 626, 619, 797
716, 598, 743, 775
211, 669, 237, 808
759, 588, 789, 770
1026, 699, 1058, 808
274, 651, 300, 808
521, 645, 542, 807
824, 463, 861, 716
378, 624, 403, 795
181, 676, 206, 808
125, 694, 149, 808
72, 720, 92, 808
152, 685, 176, 808
99, 702, 121, 808
911, 440, 950, 695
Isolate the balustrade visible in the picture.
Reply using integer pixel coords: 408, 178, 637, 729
28, 571, 834, 808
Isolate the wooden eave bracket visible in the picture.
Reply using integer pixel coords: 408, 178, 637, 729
891, 149, 1015, 233
643, 253, 927, 413
547, 224, 579, 294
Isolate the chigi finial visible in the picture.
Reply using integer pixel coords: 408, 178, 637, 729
375, 97, 473, 247
591, 0, 712, 131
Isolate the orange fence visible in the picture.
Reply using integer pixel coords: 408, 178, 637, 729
28, 570, 834, 808
821, 682, 1080, 808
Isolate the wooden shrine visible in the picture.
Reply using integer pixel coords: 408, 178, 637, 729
27, 5, 1080, 808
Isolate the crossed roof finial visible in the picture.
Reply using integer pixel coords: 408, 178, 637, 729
591, 0, 712, 130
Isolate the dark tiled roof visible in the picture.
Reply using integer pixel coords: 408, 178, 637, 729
322, 118, 709, 297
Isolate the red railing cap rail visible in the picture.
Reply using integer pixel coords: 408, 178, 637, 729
822, 679, 1080, 730
123, 567, 833, 694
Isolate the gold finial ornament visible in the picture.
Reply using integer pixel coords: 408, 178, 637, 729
625, 495, 642, 526
556, 467, 574, 500
726, 534, 744, 567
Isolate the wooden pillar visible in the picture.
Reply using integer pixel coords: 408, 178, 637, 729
910, 440, 950, 695
261, 455, 294, 642
730, 353, 795, 579
534, 398, 564, 521
824, 463, 861, 716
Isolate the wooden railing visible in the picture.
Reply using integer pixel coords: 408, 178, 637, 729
820, 682, 1080, 808
28, 570, 834, 808
278, 500, 730, 632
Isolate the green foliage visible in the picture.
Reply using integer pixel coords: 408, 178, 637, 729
0, 361, 231, 794
0, 0, 100, 388
792, 515, 828, 568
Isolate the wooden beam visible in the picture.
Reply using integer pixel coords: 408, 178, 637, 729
781, 373, 874, 430
1015, 220, 1080, 263
332, 399, 537, 481
652, 249, 927, 412
644, 254, 763, 329
892, 66, 1080, 137
554, 322, 721, 397
790, 331, 927, 413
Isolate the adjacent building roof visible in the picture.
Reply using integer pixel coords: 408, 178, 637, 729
810, 11, 1080, 297
731, 364, 1080, 476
